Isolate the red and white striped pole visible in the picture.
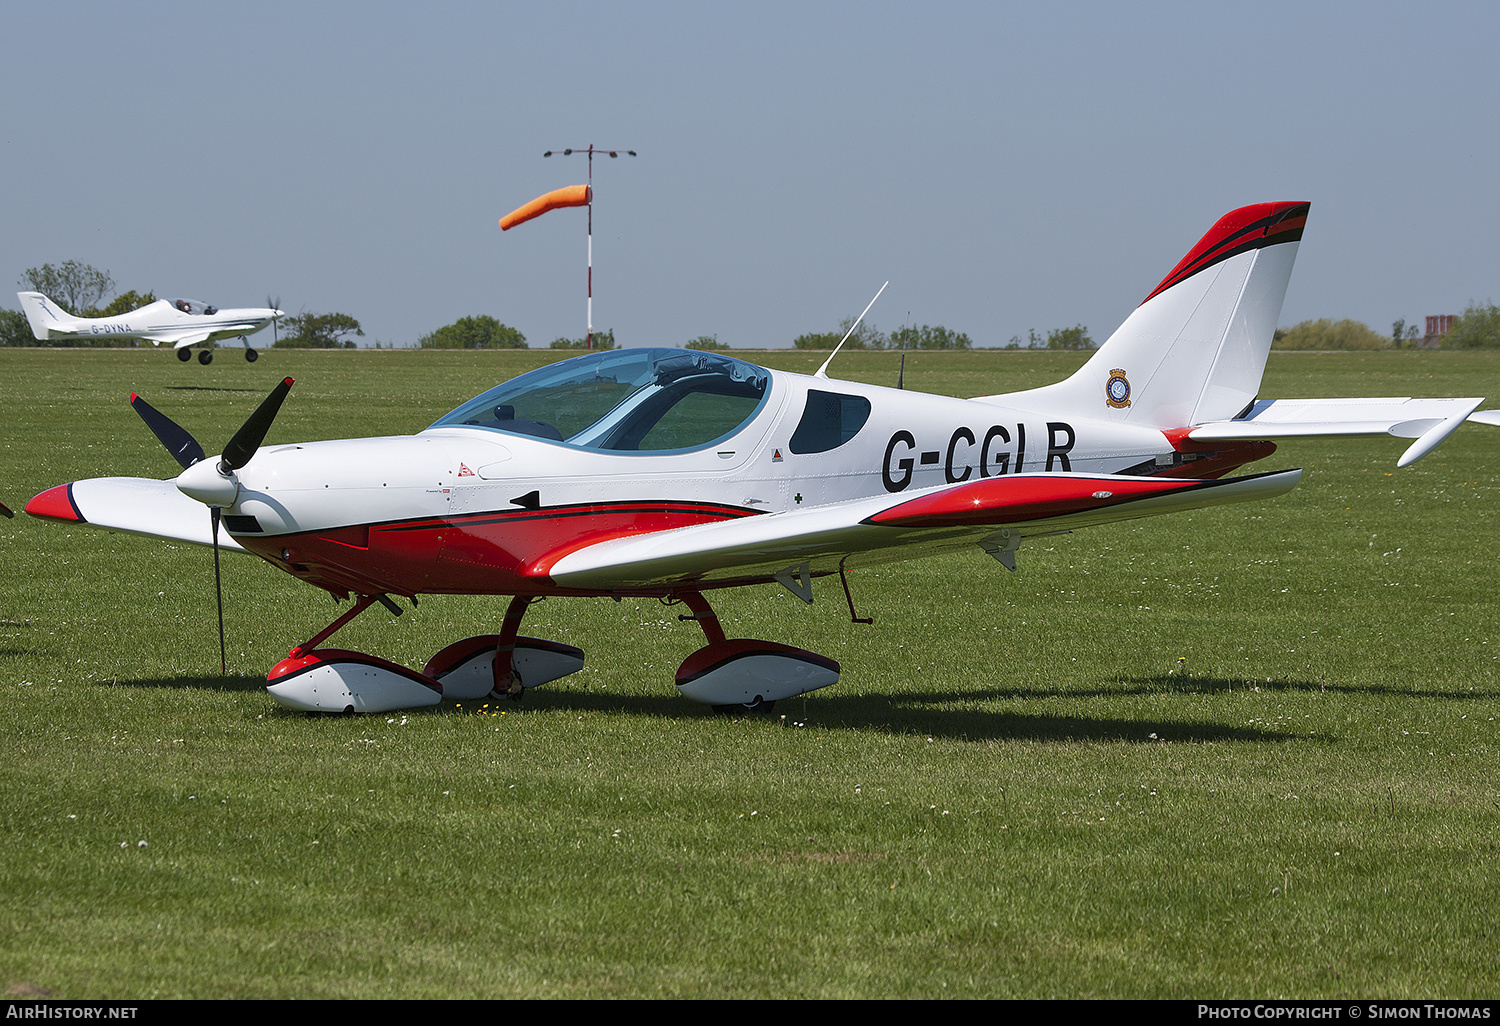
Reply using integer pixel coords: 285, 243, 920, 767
543, 146, 636, 349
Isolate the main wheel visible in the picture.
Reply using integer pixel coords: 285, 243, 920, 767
245, 348, 258, 363
198, 350, 213, 365
177, 348, 192, 362
712, 698, 777, 715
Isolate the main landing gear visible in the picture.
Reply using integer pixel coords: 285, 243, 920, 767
672, 592, 840, 713
265, 594, 585, 714
261, 590, 839, 715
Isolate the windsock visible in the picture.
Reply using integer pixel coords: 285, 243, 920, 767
499, 184, 592, 230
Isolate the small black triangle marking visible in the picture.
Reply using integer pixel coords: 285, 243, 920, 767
511, 490, 541, 509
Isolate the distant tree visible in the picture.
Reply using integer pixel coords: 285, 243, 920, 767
793, 317, 884, 350
793, 330, 843, 350
685, 334, 728, 350
1272, 318, 1386, 351
19, 261, 114, 314
1004, 329, 1044, 349
1389, 318, 1421, 348
886, 324, 973, 350
87, 290, 157, 319
0, 307, 32, 346
1447, 302, 1500, 349
1044, 324, 1094, 350
549, 328, 616, 350
418, 315, 526, 349
275, 311, 363, 348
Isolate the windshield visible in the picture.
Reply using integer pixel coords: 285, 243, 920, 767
429, 348, 772, 453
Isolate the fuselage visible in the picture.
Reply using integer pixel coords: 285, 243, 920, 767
218, 349, 1267, 599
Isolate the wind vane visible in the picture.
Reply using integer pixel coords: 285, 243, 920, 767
500, 145, 637, 350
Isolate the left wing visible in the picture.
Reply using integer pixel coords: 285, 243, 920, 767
157, 331, 215, 350
1189, 397, 1489, 467
25, 478, 245, 551
544, 469, 1301, 592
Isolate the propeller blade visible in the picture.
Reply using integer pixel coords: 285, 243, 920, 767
220, 377, 294, 472
130, 392, 207, 469
212, 505, 226, 675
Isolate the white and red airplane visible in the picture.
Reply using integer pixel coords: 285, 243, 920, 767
23, 202, 1500, 713
17, 291, 283, 364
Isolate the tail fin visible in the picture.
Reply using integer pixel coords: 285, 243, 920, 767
16, 292, 80, 340
1002, 202, 1308, 430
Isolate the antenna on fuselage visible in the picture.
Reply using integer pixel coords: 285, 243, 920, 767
814, 281, 888, 380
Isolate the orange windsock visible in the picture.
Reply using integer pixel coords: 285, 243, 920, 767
499, 184, 592, 230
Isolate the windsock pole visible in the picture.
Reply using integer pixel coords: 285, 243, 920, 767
541, 145, 636, 349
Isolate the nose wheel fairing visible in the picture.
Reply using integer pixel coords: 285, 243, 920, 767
266, 649, 442, 713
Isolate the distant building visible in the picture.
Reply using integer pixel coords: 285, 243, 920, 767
1421, 314, 1457, 348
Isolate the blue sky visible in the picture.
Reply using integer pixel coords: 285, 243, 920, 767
4, 1, 1497, 348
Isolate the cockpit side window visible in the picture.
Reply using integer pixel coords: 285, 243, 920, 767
788, 389, 871, 454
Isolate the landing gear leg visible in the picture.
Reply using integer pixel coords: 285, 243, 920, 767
490, 594, 533, 698
421, 595, 585, 701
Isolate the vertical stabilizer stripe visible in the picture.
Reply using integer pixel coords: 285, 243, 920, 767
1142, 202, 1309, 304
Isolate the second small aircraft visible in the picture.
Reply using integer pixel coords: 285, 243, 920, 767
17, 291, 283, 364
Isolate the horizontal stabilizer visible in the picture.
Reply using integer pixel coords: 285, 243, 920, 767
26, 478, 245, 552
1190, 397, 1485, 465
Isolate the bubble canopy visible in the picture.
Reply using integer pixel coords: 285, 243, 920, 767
428, 348, 773, 454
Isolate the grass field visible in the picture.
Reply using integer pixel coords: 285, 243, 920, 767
2, 347, 1497, 998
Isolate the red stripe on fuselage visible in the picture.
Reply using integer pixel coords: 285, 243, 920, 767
235, 500, 760, 597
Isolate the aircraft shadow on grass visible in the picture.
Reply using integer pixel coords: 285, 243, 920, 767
1108, 672, 1489, 702
92, 666, 1485, 745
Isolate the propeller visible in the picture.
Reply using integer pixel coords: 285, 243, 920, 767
267, 295, 282, 347
130, 377, 295, 674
